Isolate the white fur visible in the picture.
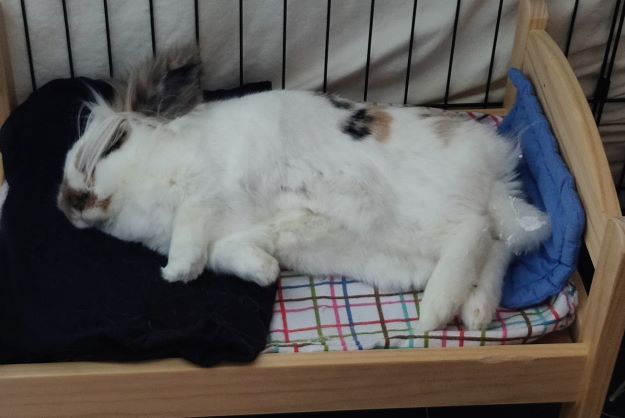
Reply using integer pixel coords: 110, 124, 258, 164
0, 182, 7, 225
59, 91, 550, 331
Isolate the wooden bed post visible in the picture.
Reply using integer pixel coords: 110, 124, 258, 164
560, 218, 625, 418
0, 3, 15, 185
503, 0, 548, 110
514, 2, 625, 416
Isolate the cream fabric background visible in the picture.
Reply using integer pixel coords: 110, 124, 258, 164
2, 0, 624, 186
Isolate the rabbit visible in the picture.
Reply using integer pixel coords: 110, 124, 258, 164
57, 45, 550, 332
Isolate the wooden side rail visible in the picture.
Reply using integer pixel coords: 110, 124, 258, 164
503, 0, 548, 109
522, 29, 621, 265
0, 344, 586, 417
0, 3, 15, 185
510, 3, 625, 417
560, 218, 625, 418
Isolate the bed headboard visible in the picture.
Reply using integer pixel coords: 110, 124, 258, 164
504, 0, 621, 266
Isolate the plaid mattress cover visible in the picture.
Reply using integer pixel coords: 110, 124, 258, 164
265, 273, 577, 353
265, 112, 578, 353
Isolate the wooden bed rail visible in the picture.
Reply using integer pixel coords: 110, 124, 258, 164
521, 29, 621, 265
503, 0, 548, 109
508, 2, 625, 417
0, 344, 588, 416
560, 216, 625, 418
0, 1, 623, 417
0, 3, 14, 186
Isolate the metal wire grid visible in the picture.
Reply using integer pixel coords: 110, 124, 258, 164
14, 1, 624, 153
17, 0, 511, 109
16, 1, 621, 107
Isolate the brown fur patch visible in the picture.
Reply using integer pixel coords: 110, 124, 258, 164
342, 107, 393, 142
96, 196, 112, 210
426, 112, 469, 145
415, 108, 468, 144
369, 108, 392, 142
431, 116, 462, 142
60, 183, 95, 211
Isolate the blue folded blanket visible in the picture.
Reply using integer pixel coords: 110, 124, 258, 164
500, 69, 585, 309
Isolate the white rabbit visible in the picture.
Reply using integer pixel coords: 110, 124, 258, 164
57, 46, 550, 331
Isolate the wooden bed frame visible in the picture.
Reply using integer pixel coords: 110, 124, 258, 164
0, 1, 623, 417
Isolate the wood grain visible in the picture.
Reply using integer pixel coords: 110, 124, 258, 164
560, 218, 625, 418
0, 3, 14, 185
0, 344, 586, 417
504, 0, 548, 109
0, 4, 13, 125
523, 30, 621, 264
460, 107, 507, 116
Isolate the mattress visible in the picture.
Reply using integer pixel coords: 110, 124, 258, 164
265, 272, 577, 353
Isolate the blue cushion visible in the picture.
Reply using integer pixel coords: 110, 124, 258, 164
499, 68, 585, 309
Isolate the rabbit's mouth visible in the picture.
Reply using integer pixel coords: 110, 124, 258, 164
66, 208, 109, 230
69, 215, 91, 229
57, 180, 113, 229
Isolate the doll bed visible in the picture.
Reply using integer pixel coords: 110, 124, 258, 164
0, 1, 624, 418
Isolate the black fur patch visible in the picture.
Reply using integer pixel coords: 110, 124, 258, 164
328, 95, 354, 110
342, 108, 373, 140
127, 45, 203, 120
316, 92, 355, 110
101, 124, 129, 158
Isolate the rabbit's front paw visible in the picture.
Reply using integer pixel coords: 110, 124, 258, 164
238, 249, 280, 286
161, 258, 204, 283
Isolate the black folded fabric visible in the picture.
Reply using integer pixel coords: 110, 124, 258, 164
0, 78, 276, 367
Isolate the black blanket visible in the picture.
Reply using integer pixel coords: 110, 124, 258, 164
0, 78, 276, 367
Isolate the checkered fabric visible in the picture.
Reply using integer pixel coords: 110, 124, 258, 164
265, 273, 578, 353
264, 111, 578, 353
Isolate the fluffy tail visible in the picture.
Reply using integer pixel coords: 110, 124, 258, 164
490, 181, 551, 255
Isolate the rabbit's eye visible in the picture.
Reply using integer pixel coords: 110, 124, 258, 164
102, 125, 128, 158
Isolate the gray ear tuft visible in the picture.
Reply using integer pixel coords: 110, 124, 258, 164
125, 45, 203, 119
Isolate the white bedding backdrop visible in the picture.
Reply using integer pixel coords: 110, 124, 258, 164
2, 0, 624, 185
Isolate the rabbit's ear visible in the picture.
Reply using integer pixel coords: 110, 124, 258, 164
125, 45, 202, 119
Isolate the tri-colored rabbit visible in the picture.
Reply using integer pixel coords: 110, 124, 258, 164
58, 46, 550, 331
